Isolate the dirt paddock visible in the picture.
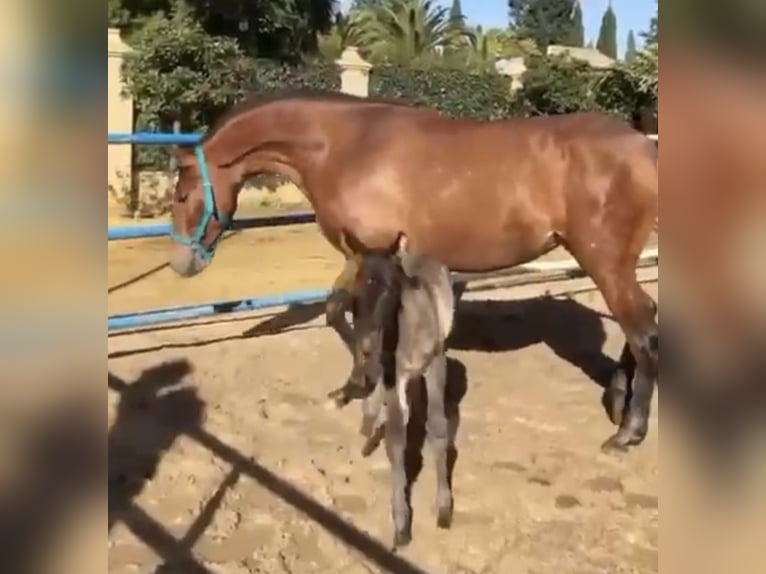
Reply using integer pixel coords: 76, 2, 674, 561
107, 222, 658, 574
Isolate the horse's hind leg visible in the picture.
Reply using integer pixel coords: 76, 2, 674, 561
589, 267, 658, 450
607, 294, 656, 426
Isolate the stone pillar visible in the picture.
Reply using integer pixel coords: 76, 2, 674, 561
108, 28, 134, 213
336, 47, 372, 97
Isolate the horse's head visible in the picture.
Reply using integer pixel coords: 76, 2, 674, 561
348, 232, 418, 392
168, 145, 238, 277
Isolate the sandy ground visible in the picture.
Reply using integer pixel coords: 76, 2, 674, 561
105, 221, 659, 574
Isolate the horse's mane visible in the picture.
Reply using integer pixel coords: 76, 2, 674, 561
201, 89, 415, 143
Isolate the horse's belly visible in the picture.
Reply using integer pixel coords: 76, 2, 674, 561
412, 219, 559, 273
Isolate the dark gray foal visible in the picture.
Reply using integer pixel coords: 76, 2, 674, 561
346, 232, 457, 550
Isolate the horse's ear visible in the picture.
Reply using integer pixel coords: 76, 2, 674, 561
171, 145, 194, 168
338, 231, 354, 258
393, 232, 409, 258
393, 232, 423, 277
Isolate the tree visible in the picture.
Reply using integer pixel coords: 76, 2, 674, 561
121, 2, 252, 133
626, 30, 637, 62
513, 53, 599, 115
642, 1, 657, 45
567, 1, 584, 47
114, 0, 336, 59
508, 0, 580, 51
449, 0, 465, 28
596, 2, 618, 59
348, 0, 468, 64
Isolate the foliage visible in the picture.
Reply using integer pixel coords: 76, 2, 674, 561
121, 3, 253, 167
596, 3, 618, 59
251, 58, 341, 94
512, 54, 599, 116
626, 30, 637, 63
371, 64, 515, 119
512, 50, 656, 124
347, 0, 471, 64
626, 43, 658, 98
508, 0, 581, 51
113, 0, 336, 58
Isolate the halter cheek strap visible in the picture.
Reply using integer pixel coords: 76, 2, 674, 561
170, 145, 232, 262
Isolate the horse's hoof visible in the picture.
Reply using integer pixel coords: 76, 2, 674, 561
600, 427, 646, 454
605, 369, 629, 426
392, 529, 412, 550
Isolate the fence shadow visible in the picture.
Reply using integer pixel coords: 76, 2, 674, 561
448, 294, 618, 389
107, 302, 327, 360
108, 359, 436, 574
0, 387, 101, 574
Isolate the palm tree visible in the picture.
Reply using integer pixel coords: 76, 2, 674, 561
347, 0, 469, 64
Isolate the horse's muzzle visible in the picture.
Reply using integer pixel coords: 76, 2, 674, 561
169, 243, 209, 277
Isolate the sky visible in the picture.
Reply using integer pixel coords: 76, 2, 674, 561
337, 1, 655, 59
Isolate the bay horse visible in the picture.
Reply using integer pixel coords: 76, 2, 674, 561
346, 231, 457, 549
167, 90, 658, 451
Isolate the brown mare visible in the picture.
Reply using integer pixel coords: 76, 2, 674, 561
661, 44, 766, 459
168, 91, 659, 451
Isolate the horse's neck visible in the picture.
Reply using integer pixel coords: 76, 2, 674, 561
207, 108, 320, 192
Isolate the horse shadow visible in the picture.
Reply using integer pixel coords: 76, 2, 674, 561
448, 294, 619, 389
107, 359, 438, 574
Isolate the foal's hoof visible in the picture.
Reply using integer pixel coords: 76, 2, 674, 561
392, 529, 412, 550
360, 424, 385, 458
327, 387, 351, 409
436, 505, 454, 529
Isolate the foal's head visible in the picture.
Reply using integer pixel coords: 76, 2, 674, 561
349, 233, 418, 392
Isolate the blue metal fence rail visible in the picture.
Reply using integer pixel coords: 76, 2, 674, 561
108, 131, 324, 331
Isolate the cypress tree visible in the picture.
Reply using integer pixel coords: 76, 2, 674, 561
449, 0, 465, 27
567, 1, 584, 47
626, 29, 637, 62
596, 2, 618, 59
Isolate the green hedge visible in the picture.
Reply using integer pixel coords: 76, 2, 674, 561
370, 64, 515, 120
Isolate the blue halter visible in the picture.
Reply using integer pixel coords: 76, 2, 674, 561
170, 145, 232, 262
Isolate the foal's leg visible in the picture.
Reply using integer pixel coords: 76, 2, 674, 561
423, 352, 454, 528
325, 257, 359, 352
384, 381, 412, 549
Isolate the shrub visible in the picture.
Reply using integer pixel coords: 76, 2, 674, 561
121, 3, 252, 169
371, 64, 514, 119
